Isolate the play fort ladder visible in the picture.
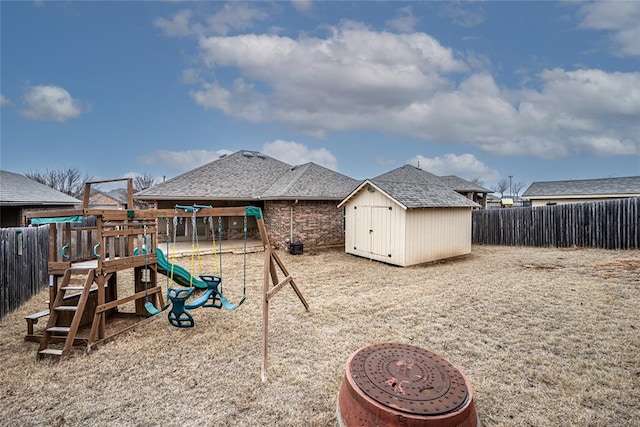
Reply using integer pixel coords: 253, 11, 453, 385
38, 267, 96, 361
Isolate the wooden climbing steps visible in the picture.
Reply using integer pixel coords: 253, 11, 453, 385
38, 267, 96, 361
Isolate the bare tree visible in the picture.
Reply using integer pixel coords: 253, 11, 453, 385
493, 177, 509, 198
512, 181, 527, 200
470, 177, 484, 187
133, 173, 156, 193
26, 167, 92, 198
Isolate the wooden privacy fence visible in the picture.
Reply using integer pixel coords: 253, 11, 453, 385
472, 197, 639, 249
1, 225, 49, 321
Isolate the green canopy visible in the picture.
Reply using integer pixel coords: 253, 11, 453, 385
30, 216, 83, 225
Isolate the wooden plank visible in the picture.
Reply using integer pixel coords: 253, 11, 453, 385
87, 314, 157, 353
25, 209, 85, 219
265, 276, 292, 301
102, 227, 157, 238
94, 286, 162, 314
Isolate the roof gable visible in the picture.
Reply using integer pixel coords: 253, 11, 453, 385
0, 170, 81, 206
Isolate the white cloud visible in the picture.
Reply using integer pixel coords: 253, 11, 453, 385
409, 153, 499, 184
154, 4, 268, 38
20, 85, 89, 122
183, 21, 639, 161
206, 3, 269, 36
291, 0, 313, 14
0, 94, 9, 106
386, 6, 418, 33
193, 23, 467, 128
154, 9, 194, 37
136, 149, 231, 174
439, 3, 485, 28
578, 1, 640, 57
263, 140, 338, 171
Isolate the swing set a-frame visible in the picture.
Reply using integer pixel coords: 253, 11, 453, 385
25, 178, 308, 381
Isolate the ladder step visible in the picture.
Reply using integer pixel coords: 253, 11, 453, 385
55, 306, 78, 312
39, 349, 63, 356
61, 286, 85, 291
47, 326, 71, 333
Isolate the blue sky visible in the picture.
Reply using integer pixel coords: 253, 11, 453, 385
1, 1, 639, 193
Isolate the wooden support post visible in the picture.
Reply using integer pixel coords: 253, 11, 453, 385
257, 215, 309, 382
97, 274, 106, 339
261, 246, 271, 383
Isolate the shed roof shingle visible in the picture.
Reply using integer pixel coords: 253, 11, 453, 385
369, 179, 480, 208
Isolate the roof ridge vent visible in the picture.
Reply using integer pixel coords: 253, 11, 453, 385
256, 153, 267, 159
242, 151, 255, 158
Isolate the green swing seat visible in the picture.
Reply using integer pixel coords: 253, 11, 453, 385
167, 287, 196, 328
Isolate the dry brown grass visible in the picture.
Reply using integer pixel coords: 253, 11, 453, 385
1, 245, 639, 426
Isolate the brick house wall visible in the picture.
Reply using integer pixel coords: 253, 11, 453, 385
264, 200, 345, 250
89, 193, 125, 209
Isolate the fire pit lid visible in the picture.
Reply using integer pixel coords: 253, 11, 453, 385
348, 343, 469, 416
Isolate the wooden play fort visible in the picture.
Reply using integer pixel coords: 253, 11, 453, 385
25, 178, 308, 381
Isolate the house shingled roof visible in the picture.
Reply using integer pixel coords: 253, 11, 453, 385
523, 176, 640, 197
374, 165, 492, 194
438, 175, 493, 193
135, 151, 292, 200
0, 170, 81, 206
261, 162, 359, 200
135, 150, 359, 201
374, 164, 441, 184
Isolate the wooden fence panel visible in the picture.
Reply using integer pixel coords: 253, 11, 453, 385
0, 225, 49, 320
472, 197, 640, 249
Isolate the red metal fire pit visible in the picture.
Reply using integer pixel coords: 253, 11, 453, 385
337, 343, 479, 427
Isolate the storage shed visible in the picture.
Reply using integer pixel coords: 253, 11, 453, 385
338, 178, 480, 267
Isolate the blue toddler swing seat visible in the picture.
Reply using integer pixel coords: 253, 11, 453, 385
166, 207, 247, 328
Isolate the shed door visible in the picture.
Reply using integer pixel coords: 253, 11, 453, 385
353, 205, 392, 257
370, 206, 391, 257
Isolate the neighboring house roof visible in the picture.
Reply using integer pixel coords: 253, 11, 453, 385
107, 188, 129, 204
135, 150, 358, 201
438, 175, 492, 194
374, 165, 492, 194
87, 189, 126, 208
374, 164, 441, 184
522, 176, 640, 198
261, 162, 359, 200
0, 170, 81, 206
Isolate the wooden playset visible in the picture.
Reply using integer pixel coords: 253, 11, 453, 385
25, 178, 308, 381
